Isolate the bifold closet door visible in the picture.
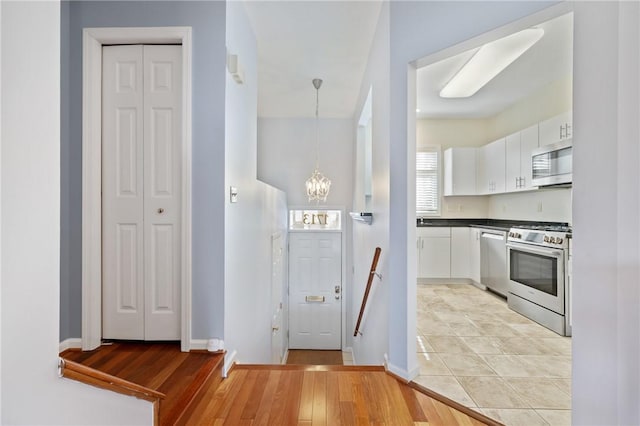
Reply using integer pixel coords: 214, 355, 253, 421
102, 44, 182, 341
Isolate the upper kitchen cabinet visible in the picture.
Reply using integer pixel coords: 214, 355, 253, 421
444, 147, 477, 196
539, 110, 572, 147
505, 124, 539, 192
477, 138, 506, 194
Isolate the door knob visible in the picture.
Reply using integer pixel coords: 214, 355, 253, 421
272, 326, 279, 332
157, 208, 164, 214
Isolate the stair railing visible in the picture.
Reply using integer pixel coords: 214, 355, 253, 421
354, 247, 382, 337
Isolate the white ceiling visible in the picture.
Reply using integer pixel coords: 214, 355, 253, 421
243, 1, 383, 119
416, 12, 573, 119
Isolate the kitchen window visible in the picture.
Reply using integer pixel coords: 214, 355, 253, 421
416, 147, 440, 216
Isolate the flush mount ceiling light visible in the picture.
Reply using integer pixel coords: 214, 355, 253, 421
440, 28, 544, 98
305, 78, 332, 203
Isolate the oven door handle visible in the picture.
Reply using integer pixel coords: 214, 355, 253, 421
506, 242, 563, 257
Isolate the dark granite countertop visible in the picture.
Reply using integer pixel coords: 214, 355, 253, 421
416, 218, 570, 232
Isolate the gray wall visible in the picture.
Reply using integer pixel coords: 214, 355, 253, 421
60, 1, 227, 341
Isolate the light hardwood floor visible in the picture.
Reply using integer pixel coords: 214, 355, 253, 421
62, 342, 224, 426
180, 365, 496, 425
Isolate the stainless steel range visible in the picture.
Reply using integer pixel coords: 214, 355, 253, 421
506, 225, 571, 336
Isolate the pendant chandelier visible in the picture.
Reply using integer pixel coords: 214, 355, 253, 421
305, 78, 332, 203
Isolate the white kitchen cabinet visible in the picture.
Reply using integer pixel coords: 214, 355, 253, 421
505, 125, 539, 192
444, 148, 477, 196
450, 227, 470, 278
469, 227, 481, 283
539, 110, 572, 147
417, 227, 451, 279
477, 137, 505, 194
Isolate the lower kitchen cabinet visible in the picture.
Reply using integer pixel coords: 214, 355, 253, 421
469, 228, 482, 283
417, 226, 484, 284
417, 227, 451, 279
450, 228, 470, 278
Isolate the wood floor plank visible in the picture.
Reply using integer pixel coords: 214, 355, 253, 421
240, 369, 270, 420
399, 378, 429, 422
209, 368, 249, 421
265, 367, 293, 426
339, 401, 356, 426
360, 372, 382, 423
251, 370, 282, 426
298, 370, 316, 422
223, 369, 259, 425
338, 370, 353, 402
282, 370, 305, 425
350, 373, 370, 426
379, 373, 416, 424
326, 371, 341, 425
311, 371, 327, 426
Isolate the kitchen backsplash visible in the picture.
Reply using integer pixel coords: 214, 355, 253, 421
434, 187, 572, 224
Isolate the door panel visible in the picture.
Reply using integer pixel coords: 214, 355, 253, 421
103, 45, 145, 340
143, 45, 181, 340
289, 232, 341, 349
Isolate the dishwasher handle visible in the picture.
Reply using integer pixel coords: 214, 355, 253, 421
480, 231, 505, 241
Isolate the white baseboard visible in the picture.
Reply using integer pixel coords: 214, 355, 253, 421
223, 350, 237, 378
418, 278, 472, 285
343, 346, 355, 364
282, 349, 289, 364
385, 355, 420, 382
59, 338, 82, 353
190, 339, 209, 350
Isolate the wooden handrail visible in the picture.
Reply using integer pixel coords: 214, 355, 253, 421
59, 358, 166, 402
354, 247, 382, 337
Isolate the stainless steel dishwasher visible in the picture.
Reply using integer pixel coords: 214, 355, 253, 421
480, 229, 508, 297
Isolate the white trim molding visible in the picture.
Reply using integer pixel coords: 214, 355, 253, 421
223, 350, 237, 378
189, 339, 209, 351
385, 353, 420, 382
82, 27, 193, 352
59, 338, 82, 353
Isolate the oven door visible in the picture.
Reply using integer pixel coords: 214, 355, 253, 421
507, 241, 565, 315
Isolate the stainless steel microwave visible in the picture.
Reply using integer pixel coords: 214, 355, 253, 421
532, 140, 572, 187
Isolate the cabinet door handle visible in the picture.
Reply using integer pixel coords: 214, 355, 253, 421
566, 123, 572, 138
422, 239, 424, 249
560, 125, 564, 140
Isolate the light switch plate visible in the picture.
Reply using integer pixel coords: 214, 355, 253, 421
230, 186, 238, 203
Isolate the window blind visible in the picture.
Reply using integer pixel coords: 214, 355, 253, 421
416, 149, 439, 215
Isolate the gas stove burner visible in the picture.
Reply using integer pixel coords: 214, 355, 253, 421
513, 224, 572, 233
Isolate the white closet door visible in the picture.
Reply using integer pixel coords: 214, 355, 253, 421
102, 45, 181, 341
143, 45, 182, 340
102, 45, 145, 339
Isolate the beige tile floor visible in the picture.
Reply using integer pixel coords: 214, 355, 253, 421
414, 283, 571, 426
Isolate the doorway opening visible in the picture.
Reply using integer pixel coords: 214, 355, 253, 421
410, 5, 574, 423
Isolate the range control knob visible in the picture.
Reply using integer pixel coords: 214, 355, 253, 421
549, 236, 556, 244
516, 233, 521, 239
557, 237, 564, 244
543, 236, 550, 243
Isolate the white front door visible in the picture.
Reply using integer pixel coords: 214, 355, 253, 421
289, 232, 342, 349
102, 44, 182, 341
